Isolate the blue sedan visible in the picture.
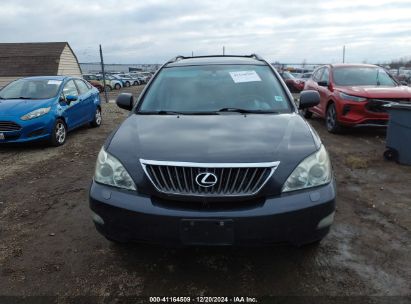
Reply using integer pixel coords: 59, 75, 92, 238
0, 76, 102, 146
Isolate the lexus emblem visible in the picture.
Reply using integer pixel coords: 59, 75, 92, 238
195, 172, 218, 187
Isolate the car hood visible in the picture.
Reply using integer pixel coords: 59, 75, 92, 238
0, 98, 54, 118
336, 85, 411, 99
106, 113, 321, 196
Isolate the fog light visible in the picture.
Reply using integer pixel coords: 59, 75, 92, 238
317, 211, 335, 229
342, 105, 351, 115
91, 211, 104, 225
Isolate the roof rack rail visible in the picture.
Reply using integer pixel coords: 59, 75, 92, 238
250, 53, 264, 61
167, 55, 186, 64
165, 54, 265, 64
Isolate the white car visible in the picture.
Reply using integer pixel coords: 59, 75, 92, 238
96, 75, 123, 90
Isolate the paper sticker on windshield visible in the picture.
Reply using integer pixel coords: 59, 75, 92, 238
229, 71, 261, 83
48, 80, 62, 85
275, 96, 283, 102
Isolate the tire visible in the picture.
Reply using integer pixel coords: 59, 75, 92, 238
125, 81, 130, 87
383, 148, 398, 162
50, 119, 67, 147
302, 108, 313, 119
104, 85, 111, 92
114, 83, 121, 90
90, 107, 102, 128
326, 103, 343, 134
133, 81, 139, 86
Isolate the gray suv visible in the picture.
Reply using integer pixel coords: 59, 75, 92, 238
89, 55, 336, 246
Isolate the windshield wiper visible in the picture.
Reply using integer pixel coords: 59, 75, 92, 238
137, 109, 279, 115
5, 96, 38, 100
217, 107, 279, 114
137, 110, 217, 115
138, 110, 184, 115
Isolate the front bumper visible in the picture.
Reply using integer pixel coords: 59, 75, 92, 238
89, 180, 336, 246
0, 116, 53, 143
335, 100, 389, 126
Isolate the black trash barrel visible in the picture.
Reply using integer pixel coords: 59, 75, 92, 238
383, 103, 411, 165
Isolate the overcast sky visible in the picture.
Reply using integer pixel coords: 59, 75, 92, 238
1, 0, 410, 64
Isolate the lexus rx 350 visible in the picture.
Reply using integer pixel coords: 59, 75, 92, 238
89, 55, 336, 246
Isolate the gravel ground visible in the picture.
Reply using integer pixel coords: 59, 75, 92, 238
0, 87, 410, 302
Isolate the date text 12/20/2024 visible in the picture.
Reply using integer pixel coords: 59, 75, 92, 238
149, 296, 258, 303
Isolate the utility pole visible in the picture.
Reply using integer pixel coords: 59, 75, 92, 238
342, 45, 346, 63
99, 44, 109, 103
223, 46, 225, 56
192, 51, 194, 57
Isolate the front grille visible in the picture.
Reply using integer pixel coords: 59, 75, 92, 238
140, 159, 280, 197
0, 121, 22, 132
366, 99, 411, 113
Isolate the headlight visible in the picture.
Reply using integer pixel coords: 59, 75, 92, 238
94, 147, 136, 191
338, 92, 367, 102
282, 145, 332, 193
20, 107, 51, 120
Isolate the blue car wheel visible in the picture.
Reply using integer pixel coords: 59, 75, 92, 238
90, 107, 102, 128
50, 118, 67, 147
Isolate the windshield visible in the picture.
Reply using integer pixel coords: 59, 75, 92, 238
139, 65, 291, 113
0, 79, 62, 99
333, 67, 397, 86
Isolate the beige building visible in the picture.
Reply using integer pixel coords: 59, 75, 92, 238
0, 42, 82, 88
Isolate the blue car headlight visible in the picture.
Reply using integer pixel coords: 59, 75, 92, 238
20, 107, 51, 121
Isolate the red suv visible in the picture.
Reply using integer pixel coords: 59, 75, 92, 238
303, 64, 411, 133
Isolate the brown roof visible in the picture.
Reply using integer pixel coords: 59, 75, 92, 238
0, 42, 74, 77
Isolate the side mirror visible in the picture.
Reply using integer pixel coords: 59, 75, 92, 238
65, 95, 78, 104
299, 90, 320, 109
317, 80, 328, 87
116, 93, 134, 111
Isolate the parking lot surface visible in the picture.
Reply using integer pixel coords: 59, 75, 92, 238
0, 87, 410, 298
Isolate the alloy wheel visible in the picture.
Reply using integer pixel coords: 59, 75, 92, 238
326, 105, 336, 130
55, 122, 66, 144
95, 108, 102, 125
